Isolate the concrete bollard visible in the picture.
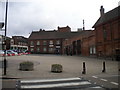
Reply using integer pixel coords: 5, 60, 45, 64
82, 62, 86, 74
102, 61, 106, 73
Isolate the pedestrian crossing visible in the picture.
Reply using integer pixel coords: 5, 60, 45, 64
16, 77, 105, 90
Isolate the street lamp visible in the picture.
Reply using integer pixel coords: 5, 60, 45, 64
3, 0, 8, 75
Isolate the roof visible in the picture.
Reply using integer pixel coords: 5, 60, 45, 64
29, 30, 89, 40
93, 6, 120, 28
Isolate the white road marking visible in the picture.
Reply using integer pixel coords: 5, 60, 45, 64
21, 77, 81, 83
110, 82, 119, 85
90, 86, 102, 88
100, 79, 108, 82
92, 76, 98, 79
21, 81, 91, 88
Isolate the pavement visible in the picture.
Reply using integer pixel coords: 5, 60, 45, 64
0, 54, 120, 89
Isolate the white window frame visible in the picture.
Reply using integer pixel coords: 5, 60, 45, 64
56, 40, 60, 45
37, 41, 40, 45
43, 47, 47, 52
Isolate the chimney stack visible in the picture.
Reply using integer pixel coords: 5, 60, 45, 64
100, 6, 104, 17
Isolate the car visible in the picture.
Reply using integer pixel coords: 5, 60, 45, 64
7, 50, 18, 56
0, 50, 4, 56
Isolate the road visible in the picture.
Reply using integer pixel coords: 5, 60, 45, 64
0, 54, 119, 89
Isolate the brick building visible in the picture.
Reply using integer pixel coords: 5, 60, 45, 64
63, 30, 96, 56
93, 6, 120, 60
28, 26, 82, 54
10, 36, 28, 51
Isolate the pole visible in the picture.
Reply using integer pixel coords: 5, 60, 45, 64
102, 61, 106, 73
82, 62, 86, 74
4, 0, 8, 75
83, 19, 85, 30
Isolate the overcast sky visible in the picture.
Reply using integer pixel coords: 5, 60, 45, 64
0, 0, 119, 38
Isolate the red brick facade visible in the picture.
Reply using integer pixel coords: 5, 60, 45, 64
62, 30, 96, 56
93, 6, 120, 60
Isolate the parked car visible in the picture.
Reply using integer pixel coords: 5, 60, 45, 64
23, 50, 31, 54
0, 50, 4, 56
6, 50, 18, 56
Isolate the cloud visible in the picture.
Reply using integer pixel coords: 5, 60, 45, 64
0, 0, 119, 37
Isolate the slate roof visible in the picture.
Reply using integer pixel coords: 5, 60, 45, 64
93, 6, 120, 28
29, 30, 90, 40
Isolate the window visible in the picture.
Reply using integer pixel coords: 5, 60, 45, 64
89, 46, 96, 54
49, 40, 53, 44
18, 42, 21, 45
37, 47, 40, 52
90, 47, 93, 54
11, 39, 14, 45
43, 41, 47, 45
93, 46, 96, 54
30, 48, 34, 52
49, 48, 53, 52
37, 41, 40, 45
43, 47, 47, 52
56, 40, 60, 45
30, 41, 34, 46
103, 29, 107, 40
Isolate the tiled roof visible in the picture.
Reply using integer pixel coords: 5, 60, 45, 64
93, 6, 120, 28
29, 30, 89, 40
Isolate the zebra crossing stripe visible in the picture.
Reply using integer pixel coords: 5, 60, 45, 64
21, 81, 91, 89
90, 86, 102, 88
92, 76, 98, 79
21, 77, 81, 83
110, 82, 119, 85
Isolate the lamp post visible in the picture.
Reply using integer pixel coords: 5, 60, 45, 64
3, 0, 8, 75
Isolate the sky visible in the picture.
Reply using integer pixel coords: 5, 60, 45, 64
0, 0, 120, 38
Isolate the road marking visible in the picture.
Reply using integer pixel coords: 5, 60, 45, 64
21, 81, 91, 88
110, 82, 119, 85
100, 79, 108, 82
21, 77, 81, 83
90, 86, 102, 88
92, 76, 98, 79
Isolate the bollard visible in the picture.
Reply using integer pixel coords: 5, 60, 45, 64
102, 61, 106, 73
82, 62, 86, 74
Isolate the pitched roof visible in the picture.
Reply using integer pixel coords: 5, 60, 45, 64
93, 6, 120, 28
29, 30, 88, 40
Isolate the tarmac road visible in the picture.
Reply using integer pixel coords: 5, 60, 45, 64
1, 54, 119, 89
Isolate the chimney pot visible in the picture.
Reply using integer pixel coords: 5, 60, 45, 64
100, 6, 105, 17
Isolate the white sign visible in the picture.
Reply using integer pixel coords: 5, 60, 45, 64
56, 46, 60, 48
49, 45, 54, 47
